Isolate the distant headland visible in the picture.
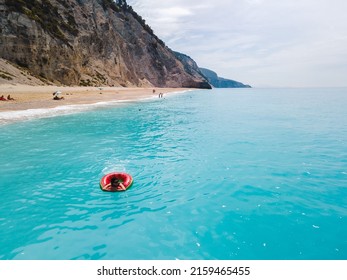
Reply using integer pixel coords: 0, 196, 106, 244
199, 68, 251, 88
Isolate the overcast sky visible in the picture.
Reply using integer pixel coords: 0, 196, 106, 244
127, 0, 347, 88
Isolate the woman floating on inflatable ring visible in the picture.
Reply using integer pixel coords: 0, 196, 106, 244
100, 172, 133, 192
108, 177, 126, 191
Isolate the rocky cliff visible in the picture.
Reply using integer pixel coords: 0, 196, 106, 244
199, 68, 251, 88
0, 0, 211, 88
173, 52, 206, 80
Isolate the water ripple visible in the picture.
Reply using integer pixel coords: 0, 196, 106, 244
1, 88, 347, 259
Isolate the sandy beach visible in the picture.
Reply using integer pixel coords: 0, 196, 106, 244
0, 84, 189, 112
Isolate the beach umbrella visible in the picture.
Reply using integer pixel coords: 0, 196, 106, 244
53, 91, 62, 97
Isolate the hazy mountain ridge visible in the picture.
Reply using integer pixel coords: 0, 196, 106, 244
199, 67, 251, 88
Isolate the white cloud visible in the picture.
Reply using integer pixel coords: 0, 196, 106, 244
128, 0, 347, 87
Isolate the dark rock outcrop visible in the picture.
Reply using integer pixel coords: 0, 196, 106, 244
0, 0, 210, 88
173, 52, 211, 89
199, 67, 251, 88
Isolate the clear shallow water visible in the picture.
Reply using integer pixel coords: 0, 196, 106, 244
0, 88, 346, 260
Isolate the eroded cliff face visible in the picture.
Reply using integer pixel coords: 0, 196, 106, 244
0, 0, 211, 88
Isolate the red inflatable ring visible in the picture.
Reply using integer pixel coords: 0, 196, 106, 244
100, 172, 133, 192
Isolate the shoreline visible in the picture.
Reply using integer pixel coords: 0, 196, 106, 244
0, 84, 194, 125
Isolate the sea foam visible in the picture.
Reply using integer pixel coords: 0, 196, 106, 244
0, 99, 145, 125
0, 90, 192, 125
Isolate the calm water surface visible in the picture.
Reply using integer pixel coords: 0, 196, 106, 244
0, 88, 346, 260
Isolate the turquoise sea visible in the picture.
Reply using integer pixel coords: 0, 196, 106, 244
0, 88, 346, 260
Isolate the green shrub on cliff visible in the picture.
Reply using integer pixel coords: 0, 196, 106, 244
4, 0, 78, 44
101, 0, 121, 12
